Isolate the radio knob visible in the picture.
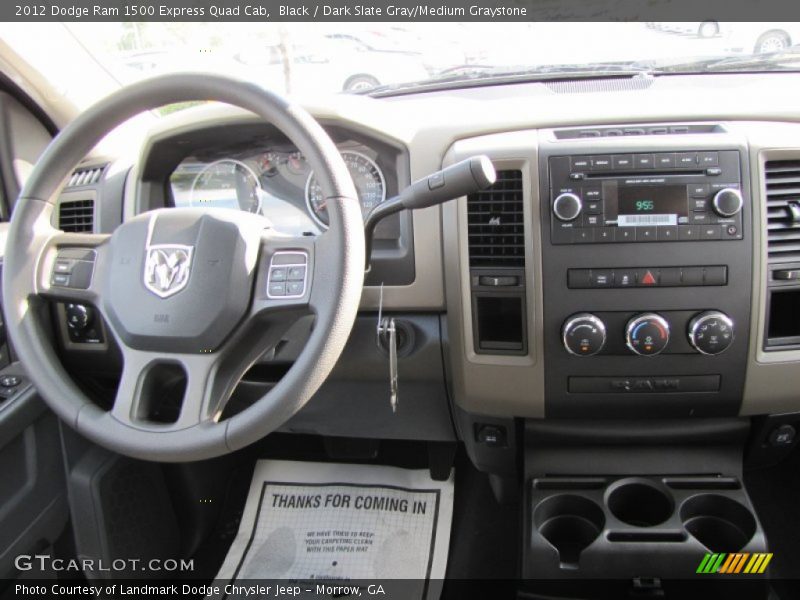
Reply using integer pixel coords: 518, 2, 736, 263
625, 313, 670, 356
688, 311, 734, 355
712, 188, 743, 217
553, 193, 582, 221
563, 313, 606, 356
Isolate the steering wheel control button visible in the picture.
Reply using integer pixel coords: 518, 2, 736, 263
287, 266, 306, 281
270, 267, 287, 282
688, 311, 734, 355
267, 251, 308, 299
553, 192, 582, 222
563, 313, 606, 356
51, 273, 70, 287
626, 313, 670, 356
51, 249, 96, 289
268, 281, 287, 297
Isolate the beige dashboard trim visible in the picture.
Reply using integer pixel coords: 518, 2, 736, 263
742, 136, 800, 416
442, 130, 545, 418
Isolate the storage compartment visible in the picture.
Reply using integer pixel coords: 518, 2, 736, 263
533, 494, 604, 566
680, 494, 756, 552
766, 287, 800, 348
473, 294, 526, 353
606, 478, 673, 527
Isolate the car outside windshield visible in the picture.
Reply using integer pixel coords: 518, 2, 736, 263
1, 22, 799, 112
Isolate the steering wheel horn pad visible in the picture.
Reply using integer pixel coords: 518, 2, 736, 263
105, 208, 265, 353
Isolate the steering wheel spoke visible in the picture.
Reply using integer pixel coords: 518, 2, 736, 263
111, 348, 229, 431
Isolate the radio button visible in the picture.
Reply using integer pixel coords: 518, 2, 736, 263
613, 154, 634, 169
585, 200, 603, 214
553, 192, 583, 221
596, 227, 616, 242
571, 157, 591, 171
689, 184, 710, 197
655, 153, 676, 168
678, 225, 700, 240
658, 226, 678, 241
638, 227, 658, 241
690, 212, 711, 224
677, 152, 698, 167
618, 228, 636, 242
691, 198, 709, 211
574, 228, 595, 243
698, 152, 719, 167
584, 187, 602, 200
583, 214, 603, 227
590, 155, 613, 170
700, 225, 722, 240
706, 167, 723, 176
634, 154, 655, 169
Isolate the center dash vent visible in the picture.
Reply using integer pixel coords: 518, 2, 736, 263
58, 199, 95, 233
467, 169, 525, 268
765, 160, 800, 262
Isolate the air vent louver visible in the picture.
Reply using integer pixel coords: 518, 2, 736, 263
58, 199, 94, 233
467, 169, 525, 268
765, 160, 800, 262
66, 165, 105, 188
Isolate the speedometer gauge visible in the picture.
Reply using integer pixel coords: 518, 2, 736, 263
305, 151, 386, 229
190, 159, 262, 213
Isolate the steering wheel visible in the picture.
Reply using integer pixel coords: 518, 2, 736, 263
1, 75, 365, 462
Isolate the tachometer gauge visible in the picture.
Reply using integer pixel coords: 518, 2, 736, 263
190, 159, 262, 213
305, 151, 386, 229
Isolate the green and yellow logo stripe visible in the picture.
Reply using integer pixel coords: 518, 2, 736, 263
697, 553, 772, 574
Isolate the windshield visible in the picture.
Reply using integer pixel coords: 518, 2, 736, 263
2, 22, 799, 111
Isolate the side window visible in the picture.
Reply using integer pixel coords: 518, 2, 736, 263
0, 91, 53, 218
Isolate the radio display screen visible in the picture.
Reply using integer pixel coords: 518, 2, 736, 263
616, 184, 687, 227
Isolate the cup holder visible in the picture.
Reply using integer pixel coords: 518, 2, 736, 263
680, 494, 757, 553
607, 478, 674, 527
533, 494, 605, 566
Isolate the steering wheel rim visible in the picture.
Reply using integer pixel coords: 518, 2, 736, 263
1, 74, 365, 462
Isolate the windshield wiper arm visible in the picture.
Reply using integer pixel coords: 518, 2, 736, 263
364, 62, 654, 97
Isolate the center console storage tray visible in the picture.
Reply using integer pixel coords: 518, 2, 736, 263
526, 475, 767, 579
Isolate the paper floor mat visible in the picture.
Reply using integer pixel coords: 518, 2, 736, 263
213, 459, 454, 599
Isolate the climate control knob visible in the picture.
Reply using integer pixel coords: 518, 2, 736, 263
626, 313, 670, 356
712, 188, 743, 218
563, 313, 606, 356
688, 311, 734, 355
553, 193, 582, 222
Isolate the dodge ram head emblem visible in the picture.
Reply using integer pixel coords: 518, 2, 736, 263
144, 245, 193, 298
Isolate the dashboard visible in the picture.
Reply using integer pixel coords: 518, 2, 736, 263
53, 72, 800, 442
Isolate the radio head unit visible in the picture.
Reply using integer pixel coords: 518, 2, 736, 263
549, 150, 743, 244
